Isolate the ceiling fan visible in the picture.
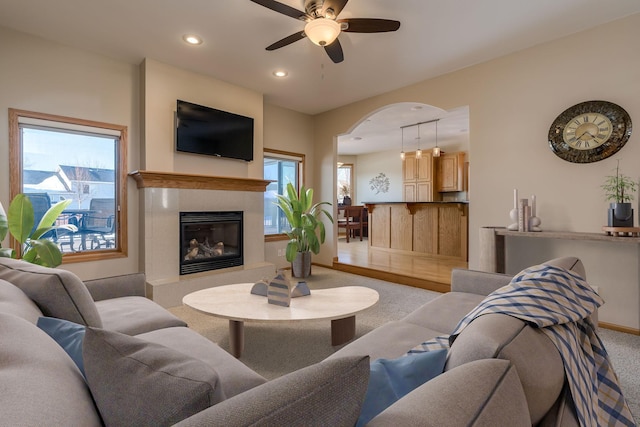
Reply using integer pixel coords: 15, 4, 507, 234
249, 0, 401, 63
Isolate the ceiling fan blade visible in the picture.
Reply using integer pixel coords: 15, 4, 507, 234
249, 0, 307, 20
340, 18, 401, 33
320, 0, 349, 18
266, 32, 306, 50
324, 39, 344, 63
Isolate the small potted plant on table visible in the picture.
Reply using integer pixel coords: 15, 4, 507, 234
275, 183, 333, 278
601, 161, 638, 227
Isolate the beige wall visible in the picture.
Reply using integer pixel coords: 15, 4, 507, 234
263, 104, 314, 269
314, 14, 640, 330
141, 58, 264, 179
355, 150, 403, 204
0, 26, 141, 280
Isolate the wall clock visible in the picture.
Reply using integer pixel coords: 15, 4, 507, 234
548, 100, 632, 163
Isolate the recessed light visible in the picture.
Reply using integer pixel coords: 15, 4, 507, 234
273, 70, 288, 77
411, 106, 423, 111
351, 136, 362, 141
182, 34, 203, 45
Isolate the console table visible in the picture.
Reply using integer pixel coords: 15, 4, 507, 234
479, 226, 640, 273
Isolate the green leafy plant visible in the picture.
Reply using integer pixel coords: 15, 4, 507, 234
275, 183, 333, 262
0, 194, 76, 267
601, 162, 638, 203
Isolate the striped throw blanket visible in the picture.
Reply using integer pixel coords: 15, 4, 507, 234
409, 264, 636, 427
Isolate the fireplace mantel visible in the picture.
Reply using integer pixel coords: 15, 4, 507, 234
129, 170, 271, 192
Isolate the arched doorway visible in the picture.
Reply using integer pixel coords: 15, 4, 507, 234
334, 102, 470, 291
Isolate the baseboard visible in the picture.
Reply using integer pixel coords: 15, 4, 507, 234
331, 261, 450, 294
598, 321, 640, 336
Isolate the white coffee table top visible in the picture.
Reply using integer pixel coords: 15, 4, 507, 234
182, 283, 379, 323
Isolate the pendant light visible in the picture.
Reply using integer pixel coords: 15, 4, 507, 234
415, 123, 422, 159
400, 127, 405, 160
432, 119, 441, 157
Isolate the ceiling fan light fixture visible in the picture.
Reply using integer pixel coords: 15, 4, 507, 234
305, 18, 341, 46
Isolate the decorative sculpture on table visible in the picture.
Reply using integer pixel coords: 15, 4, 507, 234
508, 189, 542, 232
251, 271, 311, 299
267, 271, 291, 307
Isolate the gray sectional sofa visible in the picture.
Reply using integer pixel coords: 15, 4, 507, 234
0, 255, 590, 426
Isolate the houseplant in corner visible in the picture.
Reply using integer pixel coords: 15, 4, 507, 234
601, 161, 638, 227
0, 194, 76, 267
275, 183, 333, 278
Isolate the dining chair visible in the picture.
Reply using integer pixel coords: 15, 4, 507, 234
337, 205, 364, 243
25, 193, 56, 239
80, 198, 116, 249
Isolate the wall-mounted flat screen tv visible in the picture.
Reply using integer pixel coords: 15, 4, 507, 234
176, 100, 254, 162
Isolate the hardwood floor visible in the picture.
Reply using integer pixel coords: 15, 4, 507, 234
333, 237, 468, 293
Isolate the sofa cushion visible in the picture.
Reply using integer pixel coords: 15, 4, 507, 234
328, 320, 444, 361
445, 313, 564, 425
136, 326, 267, 398
174, 355, 370, 427
0, 257, 102, 327
367, 359, 531, 427
357, 349, 447, 427
37, 316, 86, 376
0, 278, 43, 323
402, 291, 485, 334
83, 326, 226, 427
0, 313, 102, 426
95, 295, 187, 335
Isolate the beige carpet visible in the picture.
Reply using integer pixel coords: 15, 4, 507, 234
169, 266, 639, 421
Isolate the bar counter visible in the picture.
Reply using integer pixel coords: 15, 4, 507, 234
363, 201, 468, 261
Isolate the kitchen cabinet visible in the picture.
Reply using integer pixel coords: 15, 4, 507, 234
366, 201, 468, 262
402, 152, 434, 201
437, 152, 466, 192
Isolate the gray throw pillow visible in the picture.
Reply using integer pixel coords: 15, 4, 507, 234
0, 257, 102, 326
82, 327, 226, 427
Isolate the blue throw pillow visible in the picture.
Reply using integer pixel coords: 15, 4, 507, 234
356, 349, 447, 427
36, 316, 86, 377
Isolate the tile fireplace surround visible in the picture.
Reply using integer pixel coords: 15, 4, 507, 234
130, 171, 275, 308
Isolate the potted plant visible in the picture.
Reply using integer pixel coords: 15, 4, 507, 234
275, 183, 333, 277
0, 194, 76, 267
601, 161, 638, 227
339, 183, 351, 206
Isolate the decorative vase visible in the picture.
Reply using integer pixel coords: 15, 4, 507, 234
291, 281, 311, 297
608, 202, 634, 227
292, 251, 312, 278
267, 272, 291, 307
342, 196, 352, 206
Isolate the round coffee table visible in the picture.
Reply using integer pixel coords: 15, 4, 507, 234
183, 283, 379, 358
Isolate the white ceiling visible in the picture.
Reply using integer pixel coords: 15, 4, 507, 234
2, 0, 639, 154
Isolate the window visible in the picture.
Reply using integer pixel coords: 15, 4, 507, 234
263, 149, 304, 237
9, 109, 128, 262
337, 163, 353, 205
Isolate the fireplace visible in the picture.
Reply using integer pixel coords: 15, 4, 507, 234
180, 211, 243, 275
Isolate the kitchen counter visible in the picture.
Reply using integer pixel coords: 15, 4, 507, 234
364, 201, 468, 261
